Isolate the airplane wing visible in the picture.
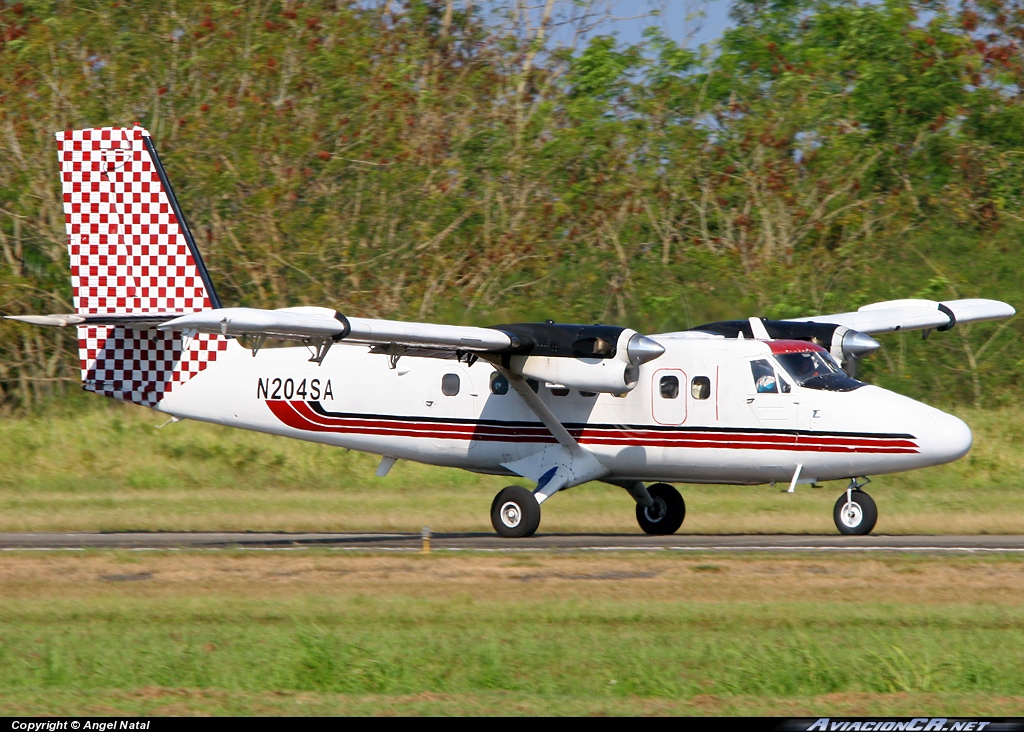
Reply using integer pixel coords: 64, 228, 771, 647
785, 298, 1015, 335
7, 306, 514, 351
671, 297, 1016, 373
161, 306, 515, 351
159, 308, 665, 392
7, 305, 665, 392
158, 306, 519, 366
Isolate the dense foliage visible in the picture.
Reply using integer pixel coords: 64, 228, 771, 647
0, 0, 1021, 408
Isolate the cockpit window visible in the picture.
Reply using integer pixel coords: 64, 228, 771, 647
774, 351, 866, 392
750, 359, 778, 394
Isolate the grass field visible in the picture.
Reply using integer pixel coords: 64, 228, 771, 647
3, 401, 1024, 716
1, 400, 1023, 534
1, 550, 1024, 715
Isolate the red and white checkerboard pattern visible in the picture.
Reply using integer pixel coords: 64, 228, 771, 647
79, 327, 225, 406
56, 126, 226, 406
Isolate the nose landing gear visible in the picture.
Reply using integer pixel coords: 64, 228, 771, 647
833, 478, 877, 535
635, 483, 686, 535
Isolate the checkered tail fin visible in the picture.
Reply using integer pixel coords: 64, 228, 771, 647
56, 126, 227, 406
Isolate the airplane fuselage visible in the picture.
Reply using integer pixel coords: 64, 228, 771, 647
157, 334, 972, 487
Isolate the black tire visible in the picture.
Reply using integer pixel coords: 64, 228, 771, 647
490, 485, 541, 538
833, 490, 878, 535
636, 483, 685, 535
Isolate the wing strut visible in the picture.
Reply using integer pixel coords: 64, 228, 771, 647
488, 360, 609, 503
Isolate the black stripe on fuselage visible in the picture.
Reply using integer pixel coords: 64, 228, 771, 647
306, 402, 915, 440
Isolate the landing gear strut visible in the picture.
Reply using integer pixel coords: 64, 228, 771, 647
635, 483, 686, 535
833, 478, 877, 535
490, 485, 541, 538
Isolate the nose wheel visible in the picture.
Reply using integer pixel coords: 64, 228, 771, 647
833, 484, 877, 535
636, 483, 686, 535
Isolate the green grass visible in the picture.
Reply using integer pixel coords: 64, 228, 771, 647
1, 400, 1023, 533
1, 551, 1023, 715
2, 601, 1021, 697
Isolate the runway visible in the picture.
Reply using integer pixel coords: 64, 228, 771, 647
2, 532, 1024, 552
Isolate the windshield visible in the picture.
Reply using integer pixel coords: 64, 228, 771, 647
774, 351, 865, 392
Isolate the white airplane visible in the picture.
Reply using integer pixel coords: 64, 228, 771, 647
9, 126, 1016, 537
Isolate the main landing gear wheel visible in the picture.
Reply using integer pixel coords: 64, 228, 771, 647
491, 485, 541, 538
636, 483, 685, 535
833, 490, 877, 535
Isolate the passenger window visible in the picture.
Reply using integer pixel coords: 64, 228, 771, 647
579, 391, 597, 398
660, 375, 680, 399
526, 378, 539, 393
750, 359, 778, 394
441, 373, 460, 396
490, 372, 509, 395
550, 387, 570, 397
691, 376, 711, 400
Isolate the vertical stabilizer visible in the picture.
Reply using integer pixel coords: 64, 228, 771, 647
55, 126, 227, 406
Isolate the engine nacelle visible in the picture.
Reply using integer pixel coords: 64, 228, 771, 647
511, 354, 631, 393
501, 328, 665, 394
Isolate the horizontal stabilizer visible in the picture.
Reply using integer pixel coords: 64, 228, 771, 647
5, 312, 185, 328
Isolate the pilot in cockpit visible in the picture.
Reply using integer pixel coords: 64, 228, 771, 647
793, 352, 827, 379
794, 354, 815, 378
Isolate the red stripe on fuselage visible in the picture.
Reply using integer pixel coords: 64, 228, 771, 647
265, 401, 919, 454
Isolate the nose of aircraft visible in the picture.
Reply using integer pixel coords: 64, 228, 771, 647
915, 405, 973, 466
842, 387, 974, 469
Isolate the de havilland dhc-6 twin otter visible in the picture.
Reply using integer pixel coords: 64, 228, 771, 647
9, 126, 1016, 537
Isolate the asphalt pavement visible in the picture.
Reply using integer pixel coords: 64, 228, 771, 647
1, 532, 1023, 552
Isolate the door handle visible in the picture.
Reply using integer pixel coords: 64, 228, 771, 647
746, 397, 755, 404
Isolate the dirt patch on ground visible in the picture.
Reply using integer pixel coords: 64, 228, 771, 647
1, 551, 1023, 606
